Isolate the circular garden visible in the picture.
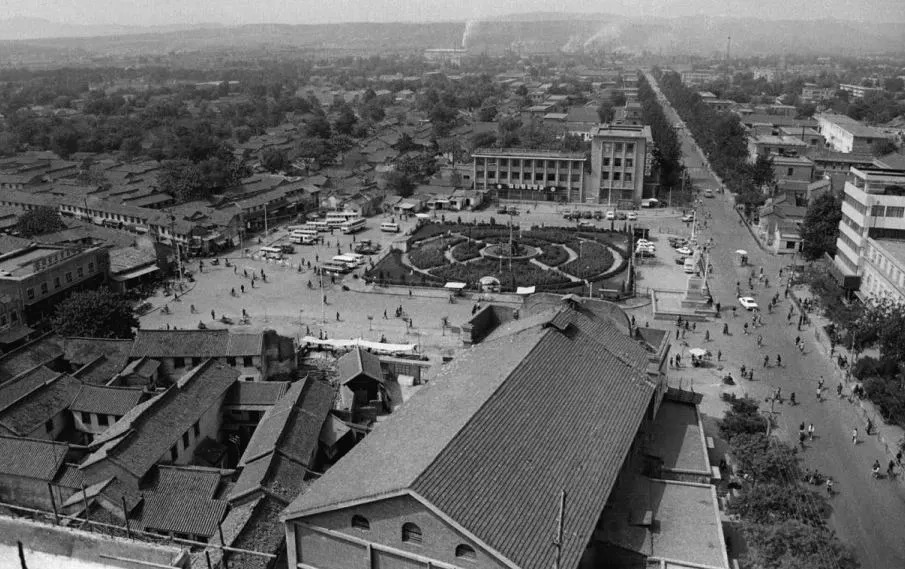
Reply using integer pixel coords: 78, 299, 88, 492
365, 221, 633, 294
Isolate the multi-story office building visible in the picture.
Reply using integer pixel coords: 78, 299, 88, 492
838, 83, 884, 100
834, 168, 905, 293
0, 244, 108, 324
471, 148, 586, 203
587, 124, 652, 206
861, 238, 905, 304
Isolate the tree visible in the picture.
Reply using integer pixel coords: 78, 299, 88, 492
261, 149, 288, 173
395, 152, 438, 183
729, 433, 801, 483
597, 100, 615, 123
52, 287, 138, 339
799, 193, 842, 261
334, 107, 358, 136
16, 207, 64, 237
742, 521, 860, 569
384, 171, 415, 198
158, 160, 205, 202
871, 139, 897, 157
853, 298, 905, 363
728, 483, 830, 526
751, 153, 776, 190
305, 115, 332, 139
295, 137, 334, 172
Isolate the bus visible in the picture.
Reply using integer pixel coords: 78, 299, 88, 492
325, 211, 359, 227
340, 217, 367, 234
380, 221, 400, 233
287, 224, 310, 233
320, 261, 352, 275
345, 253, 367, 265
332, 255, 360, 268
290, 231, 319, 245
259, 246, 283, 260
309, 221, 330, 233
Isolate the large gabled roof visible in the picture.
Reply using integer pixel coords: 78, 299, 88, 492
282, 306, 656, 569
69, 384, 145, 416
0, 435, 68, 480
0, 373, 82, 436
335, 347, 383, 385
129, 329, 263, 359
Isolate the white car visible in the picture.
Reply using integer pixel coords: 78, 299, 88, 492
738, 297, 759, 311
676, 246, 693, 256
605, 211, 616, 220
627, 212, 638, 221
681, 214, 695, 222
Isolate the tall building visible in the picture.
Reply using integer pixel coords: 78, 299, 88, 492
587, 124, 652, 206
471, 148, 587, 203
834, 168, 905, 296
861, 238, 905, 304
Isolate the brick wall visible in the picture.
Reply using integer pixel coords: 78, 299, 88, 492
292, 494, 509, 569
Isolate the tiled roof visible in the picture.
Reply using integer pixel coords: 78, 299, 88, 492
80, 360, 239, 480
0, 374, 82, 436
54, 463, 86, 489
282, 306, 656, 569
64, 336, 133, 367
150, 465, 221, 499
0, 334, 65, 383
69, 384, 145, 416
231, 379, 333, 503
0, 435, 67, 480
0, 365, 59, 413
140, 493, 229, 538
226, 381, 290, 407
335, 347, 383, 385
129, 329, 262, 359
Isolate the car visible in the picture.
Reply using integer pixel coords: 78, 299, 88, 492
562, 212, 575, 219
675, 256, 688, 265
676, 246, 693, 256
703, 189, 714, 198
593, 211, 603, 220
497, 207, 509, 215
616, 211, 627, 220
681, 214, 695, 223
605, 211, 616, 220
637, 239, 654, 248
508, 208, 520, 216
581, 210, 593, 219
578, 220, 595, 228
738, 297, 759, 311
635, 248, 655, 257
627, 212, 638, 221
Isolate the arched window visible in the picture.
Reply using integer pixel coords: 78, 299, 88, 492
455, 544, 476, 561
351, 515, 370, 530
401, 522, 422, 544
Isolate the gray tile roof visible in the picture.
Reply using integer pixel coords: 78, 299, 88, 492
0, 373, 82, 436
68, 384, 145, 416
80, 360, 239, 480
140, 493, 229, 538
282, 306, 656, 569
0, 334, 65, 383
0, 435, 67, 480
335, 347, 383, 385
150, 465, 221, 499
226, 381, 290, 407
0, 365, 59, 413
129, 330, 263, 359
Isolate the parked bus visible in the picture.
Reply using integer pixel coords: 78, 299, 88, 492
325, 211, 359, 227
380, 221, 401, 233
287, 224, 310, 233
345, 253, 367, 265
259, 246, 283, 260
331, 255, 360, 268
320, 261, 352, 275
340, 217, 367, 234
308, 221, 330, 233
290, 232, 319, 245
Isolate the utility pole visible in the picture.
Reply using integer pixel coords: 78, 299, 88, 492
264, 203, 268, 238
170, 214, 184, 287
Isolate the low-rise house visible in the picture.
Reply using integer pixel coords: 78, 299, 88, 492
137, 465, 229, 542
0, 435, 69, 510
336, 347, 388, 423
68, 384, 146, 444
222, 381, 291, 443
0, 371, 82, 440
756, 195, 808, 254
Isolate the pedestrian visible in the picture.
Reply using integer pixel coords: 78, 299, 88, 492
676, 315, 682, 328
383, 309, 388, 319
681, 329, 686, 339
756, 334, 763, 347
748, 369, 754, 381
211, 309, 215, 320
336, 311, 340, 321
722, 323, 729, 335
794, 335, 800, 346
776, 354, 782, 366
234, 265, 237, 274
732, 306, 737, 317
705, 330, 710, 341
717, 349, 722, 361
866, 418, 873, 435
743, 322, 749, 335
243, 269, 248, 277
669, 355, 674, 368
676, 354, 681, 367
799, 421, 805, 432
763, 354, 769, 367
715, 301, 721, 313
897, 450, 903, 466
808, 423, 815, 441
241, 284, 245, 293
692, 322, 696, 332
889, 460, 896, 479
676, 329, 680, 339
816, 386, 822, 401
684, 320, 690, 331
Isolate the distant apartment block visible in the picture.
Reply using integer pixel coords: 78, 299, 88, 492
816, 113, 894, 154
702, 99, 735, 113
800, 83, 835, 102
680, 70, 719, 86
587, 124, 652, 205
471, 148, 586, 203
838, 83, 884, 100
834, 168, 905, 294
747, 134, 808, 162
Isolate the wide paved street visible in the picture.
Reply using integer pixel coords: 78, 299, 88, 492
645, 72, 905, 568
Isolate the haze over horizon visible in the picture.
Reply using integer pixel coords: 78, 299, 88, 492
5, 0, 905, 27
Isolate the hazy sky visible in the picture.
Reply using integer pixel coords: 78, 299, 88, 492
6, 0, 905, 26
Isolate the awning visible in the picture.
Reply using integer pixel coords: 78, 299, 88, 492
111, 264, 159, 282
516, 286, 536, 295
398, 203, 416, 210
444, 282, 467, 290
415, 213, 431, 219
301, 336, 417, 353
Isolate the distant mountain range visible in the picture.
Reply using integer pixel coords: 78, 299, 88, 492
0, 14, 903, 57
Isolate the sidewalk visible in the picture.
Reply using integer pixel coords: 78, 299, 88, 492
790, 284, 905, 472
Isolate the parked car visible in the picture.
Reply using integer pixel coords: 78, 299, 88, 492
497, 207, 509, 215
674, 256, 688, 265
562, 212, 575, 220
605, 211, 616, 220
578, 220, 595, 228
738, 297, 759, 311
627, 212, 638, 221
593, 211, 603, 220
616, 211, 627, 220
681, 214, 695, 223
676, 246, 693, 256
581, 210, 593, 219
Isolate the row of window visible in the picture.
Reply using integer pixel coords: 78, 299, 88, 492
78, 411, 121, 427
350, 516, 476, 560
168, 420, 201, 462
601, 157, 633, 168
478, 171, 581, 182
867, 248, 905, 287
837, 232, 860, 258
25, 263, 95, 301
869, 205, 905, 219
172, 355, 254, 369
61, 204, 147, 225
843, 193, 866, 215
600, 172, 633, 182
481, 159, 579, 168
599, 142, 635, 153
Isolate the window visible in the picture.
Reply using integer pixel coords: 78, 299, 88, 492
601, 171, 610, 180
625, 159, 633, 168
626, 143, 634, 153
65, 272, 72, 283
613, 172, 621, 181
614, 142, 623, 152
625, 173, 633, 182
45, 419, 54, 433
614, 158, 622, 167
27, 288, 35, 300
100, 414, 110, 427
41, 282, 48, 294
170, 445, 178, 462
602, 157, 610, 166
243, 356, 254, 367
77, 267, 84, 278
351, 515, 370, 530
88, 262, 95, 273
455, 545, 477, 561
174, 357, 185, 368
871, 205, 886, 217
401, 523, 422, 544
182, 432, 190, 448
886, 206, 904, 218
787, 167, 794, 176
193, 421, 200, 438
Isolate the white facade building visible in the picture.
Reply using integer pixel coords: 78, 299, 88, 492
861, 238, 905, 304
816, 113, 894, 154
